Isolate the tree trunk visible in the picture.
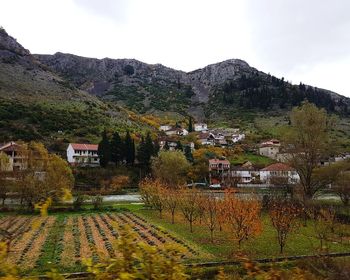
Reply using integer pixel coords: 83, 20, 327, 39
210, 229, 214, 243
190, 221, 193, 233
171, 211, 175, 224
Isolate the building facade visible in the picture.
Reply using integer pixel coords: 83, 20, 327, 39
67, 143, 99, 166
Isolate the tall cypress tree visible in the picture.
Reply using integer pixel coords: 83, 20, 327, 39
98, 129, 111, 168
137, 136, 147, 166
124, 131, 135, 165
131, 139, 135, 165
184, 145, 193, 163
145, 132, 154, 157
188, 116, 193, 132
111, 131, 122, 166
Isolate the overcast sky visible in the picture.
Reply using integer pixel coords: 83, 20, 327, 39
1, 0, 350, 97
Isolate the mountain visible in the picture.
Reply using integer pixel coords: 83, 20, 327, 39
1, 28, 350, 147
35, 53, 350, 123
0, 28, 151, 145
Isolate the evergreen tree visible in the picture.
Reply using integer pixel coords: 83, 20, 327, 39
124, 131, 135, 165
188, 116, 193, 132
137, 136, 147, 166
184, 146, 193, 163
144, 132, 154, 157
111, 131, 123, 166
153, 141, 160, 156
98, 129, 111, 168
175, 141, 183, 151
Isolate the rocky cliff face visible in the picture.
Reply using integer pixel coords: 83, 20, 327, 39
35, 51, 350, 120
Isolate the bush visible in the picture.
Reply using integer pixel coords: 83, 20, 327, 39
92, 195, 103, 210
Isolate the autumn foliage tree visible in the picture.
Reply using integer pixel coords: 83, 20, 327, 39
268, 199, 301, 253
139, 178, 166, 218
15, 142, 74, 210
179, 188, 201, 232
223, 191, 262, 248
203, 193, 219, 243
163, 187, 180, 224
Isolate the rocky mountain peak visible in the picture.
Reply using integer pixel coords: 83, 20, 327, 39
0, 28, 30, 57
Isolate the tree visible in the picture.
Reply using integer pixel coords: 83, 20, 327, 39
188, 116, 193, 132
179, 188, 201, 232
137, 136, 147, 166
151, 151, 190, 187
137, 132, 155, 170
223, 191, 262, 248
14, 142, 74, 210
124, 131, 135, 165
163, 187, 179, 224
333, 169, 350, 206
98, 129, 111, 168
111, 131, 123, 166
269, 199, 301, 253
313, 208, 336, 249
0, 152, 10, 171
0, 153, 11, 205
286, 102, 332, 200
203, 193, 219, 243
184, 146, 193, 163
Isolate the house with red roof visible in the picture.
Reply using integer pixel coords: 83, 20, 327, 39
260, 163, 299, 185
258, 139, 281, 160
67, 143, 99, 166
209, 158, 230, 185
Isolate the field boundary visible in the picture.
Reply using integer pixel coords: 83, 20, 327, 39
32, 251, 350, 279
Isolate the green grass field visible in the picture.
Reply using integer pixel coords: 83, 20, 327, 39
134, 207, 350, 261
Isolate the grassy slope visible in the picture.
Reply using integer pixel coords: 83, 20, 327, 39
0, 62, 153, 143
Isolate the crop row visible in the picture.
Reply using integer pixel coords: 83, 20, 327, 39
126, 212, 198, 256
91, 215, 115, 258
81, 215, 99, 263
17, 218, 48, 264
72, 216, 81, 263
36, 217, 67, 267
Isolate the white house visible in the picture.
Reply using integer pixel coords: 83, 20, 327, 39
260, 163, 299, 185
232, 133, 245, 143
259, 139, 281, 160
231, 161, 259, 183
165, 128, 189, 136
194, 123, 208, 132
67, 143, 99, 166
159, 125, 172, 132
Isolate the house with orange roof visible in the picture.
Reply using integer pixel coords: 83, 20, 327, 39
67, 143, 99, 166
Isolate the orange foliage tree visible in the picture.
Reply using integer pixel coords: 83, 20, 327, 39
163, 187, 180, 224
203, 193, 219, 243
223, 191, 262, 248
269, 199, 301, 253
179, 188, 201, 232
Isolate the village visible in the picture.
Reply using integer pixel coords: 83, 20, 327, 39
2, 121, 349, 190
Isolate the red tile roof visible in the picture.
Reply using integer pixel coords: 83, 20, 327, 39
70, 143, 98, 151
209, 159, 230, 165
261, 163, 294, 171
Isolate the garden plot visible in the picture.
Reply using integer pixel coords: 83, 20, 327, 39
0, 212, 198, 272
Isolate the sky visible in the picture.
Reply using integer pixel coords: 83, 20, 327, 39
1, 0, 350, 97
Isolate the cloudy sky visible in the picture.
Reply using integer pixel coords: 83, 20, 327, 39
1, 0, 350, 97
